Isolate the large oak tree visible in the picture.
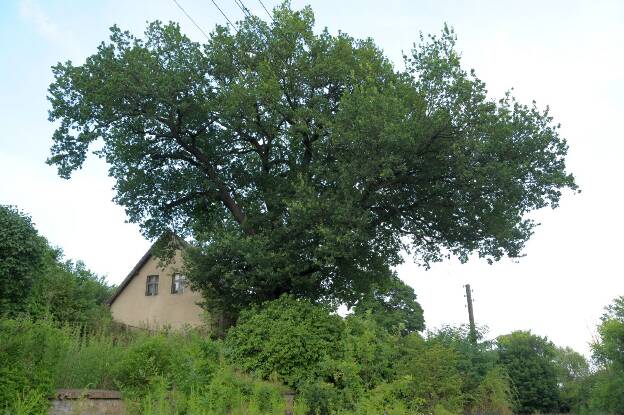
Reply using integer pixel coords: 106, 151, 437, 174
47, 5, 576, 318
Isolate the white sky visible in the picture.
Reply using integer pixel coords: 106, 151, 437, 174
1, 0, 622, 356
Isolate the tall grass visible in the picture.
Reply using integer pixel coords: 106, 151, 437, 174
53, 324, 126, 389
0, 318, 289, 414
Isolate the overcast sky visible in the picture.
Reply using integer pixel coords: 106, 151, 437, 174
1, 0, 622, 356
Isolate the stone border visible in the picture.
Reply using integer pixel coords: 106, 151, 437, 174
52, 389, 122, 400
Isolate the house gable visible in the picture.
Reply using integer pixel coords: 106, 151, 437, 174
108, 238, 204, 329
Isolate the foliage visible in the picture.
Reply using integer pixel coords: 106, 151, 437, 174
53, 325, 125, 389
496, 330, 559, 414
395, 334, 465, 413
0, 205, 47, 316
593, 296, 624, 368
0, 204, 113, 328
0, 319, 64, 413
1, 388, 49, 415
588, 296, 624, 414
225, 295, 344, 387
47, 3, 576, 318
471, 366, 514, 415
428, 325, 510, 412
0, 309, 599, 415
28, 251, 113, 329
351, 276, 424, 335
554, 346, 591, 413
0, 318, 288, 413
342, 314, 399, 389
587, 368, 624, 415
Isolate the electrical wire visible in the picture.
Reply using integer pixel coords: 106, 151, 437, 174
172, 0, 211, 40
257, 0, 274, 22
209, 0, 238, 32
233, 0, 252, 18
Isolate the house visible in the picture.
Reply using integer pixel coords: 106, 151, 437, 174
107, 237, 205, 329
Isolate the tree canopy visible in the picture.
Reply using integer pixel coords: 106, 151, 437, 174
352, 276, 424, 335
47, 4, 576, 316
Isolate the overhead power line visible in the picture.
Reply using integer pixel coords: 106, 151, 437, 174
172, 0, 210, 40
257, 0, 274, 22
234, 0, 252, 18
209, 0, 237, 32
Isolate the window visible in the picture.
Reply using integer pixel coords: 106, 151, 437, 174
146, 275, 159, 296
171, 274, 186, 294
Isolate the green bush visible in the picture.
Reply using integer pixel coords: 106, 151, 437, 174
0, 205, 47, 316
53, 325, 125, 389
297, 381, 342, 415
343, 314, 399, 389
27, 254, 114, 330
225, 295, 345, 387
395, 334, 465, 413
0, 319, 68, 413
496, 331, 559, 414
471, 367, 514, 415
114, 334, 183, 392
348, 378, 421, 415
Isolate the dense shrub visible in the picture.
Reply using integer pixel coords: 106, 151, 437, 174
0, 205, 113, 329
225, 295, 345, 387
53, 326, 124, 389
427, 325, 515, 413
396, 334, 465, 413
343, 314, 400, 389
0, 296, 603, 415
0, 318, 288, 414
28, 254, 113, 329
496, 331, 560, 414
0, 205, 47, 316
0, 319, 66, 413
471, 367, 514, 415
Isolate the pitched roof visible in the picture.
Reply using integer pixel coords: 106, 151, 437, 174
107, 233, 188, 306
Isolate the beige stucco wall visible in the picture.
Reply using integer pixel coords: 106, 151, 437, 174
110, 250, 205, 329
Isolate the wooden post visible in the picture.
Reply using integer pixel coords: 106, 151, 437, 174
465, 284, 477, 344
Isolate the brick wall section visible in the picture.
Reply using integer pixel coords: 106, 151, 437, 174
49, 389, 296, 414
49, 390, 125, 415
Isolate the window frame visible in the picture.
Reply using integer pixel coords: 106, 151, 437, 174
145, 274, 159, 296
171, 273, 186, 295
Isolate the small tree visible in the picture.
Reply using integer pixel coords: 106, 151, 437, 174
589, 296, 624, 414
553, 346, 591, 413
0, 205, 47, 316
428, 325, 504, 410
496, 330, 560, 414
395, 334, 465, 413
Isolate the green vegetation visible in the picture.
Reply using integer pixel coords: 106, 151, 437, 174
0, 205, 48, 316
0, 205, 113, 327
496, 331, 560, 413
0, 308, 511, 414
46, 2, 576, 322
0, 207, 622, 415
5, 2, 621, 414
588, 296, 624, 414
0, 318, 288, 414
5, 295, 624, 414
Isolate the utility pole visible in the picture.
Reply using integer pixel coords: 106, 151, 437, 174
465, 284, 477, 344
